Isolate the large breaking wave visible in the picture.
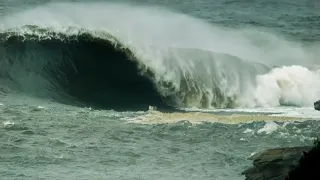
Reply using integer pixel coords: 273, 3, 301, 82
1, 2, 320, 111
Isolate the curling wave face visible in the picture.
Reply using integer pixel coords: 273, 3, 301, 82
1, 2, 320, 111
0, 26, 170, 111
0, 26, 265, 110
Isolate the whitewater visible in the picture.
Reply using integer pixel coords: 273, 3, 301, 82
1, 1, 320, 180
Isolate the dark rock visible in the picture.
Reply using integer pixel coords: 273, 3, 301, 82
314, 100, 320, 111
286, 140, 320, 180
242, 146, 312, 180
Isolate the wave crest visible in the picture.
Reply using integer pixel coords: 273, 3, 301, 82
1, 2, 319, 110
0, 25, 271, 110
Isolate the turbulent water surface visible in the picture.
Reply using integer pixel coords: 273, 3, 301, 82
1, 0, 320, 180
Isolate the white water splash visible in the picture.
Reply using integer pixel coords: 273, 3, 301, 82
257, 121, 279, 134
247, 65, 320, 107
3, 120, 14, 129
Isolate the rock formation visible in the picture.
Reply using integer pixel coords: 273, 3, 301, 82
286, 140, 320, 180
314, 100, 320, 111
243, 139, 320, 180
242, 146, 311, 180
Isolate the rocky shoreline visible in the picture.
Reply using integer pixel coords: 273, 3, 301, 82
242, 139, 320, 180
242, 101, 320, 180
242, 146, 311, 180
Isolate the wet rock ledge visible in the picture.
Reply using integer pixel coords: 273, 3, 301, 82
242, 140, 320, 180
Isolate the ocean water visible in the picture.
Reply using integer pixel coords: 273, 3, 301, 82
1, 0, 320, 180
